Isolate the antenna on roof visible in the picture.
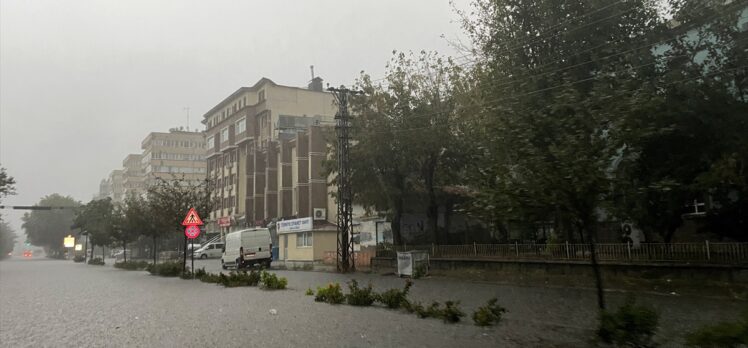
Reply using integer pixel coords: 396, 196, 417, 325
310, 65, 315, 80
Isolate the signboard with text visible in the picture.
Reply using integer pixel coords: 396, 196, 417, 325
63, 235, 75, 248
278, 217, 313, 234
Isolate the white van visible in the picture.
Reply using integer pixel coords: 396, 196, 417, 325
193, 242, 224, 259
221, 228, 272, 269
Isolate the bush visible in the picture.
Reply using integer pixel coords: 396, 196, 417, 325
87, 257, 105, 265
440, 301, 465, 323
597, 297, 659, 347
146, 261, 182, 277
376, 279, 413, 309
194, 267, 207, 278
346, 280, 376, 306
260, 271, 288, 290
472, 298, 507, 326
199, 272, 222, 284
305, 288, 314, 296
73, 255, 85, 263
219, 271, 260, 287
179, 271, 193, 279
686, 312, 748, 347
315, 283, 345, 304
114, 261, 150, 270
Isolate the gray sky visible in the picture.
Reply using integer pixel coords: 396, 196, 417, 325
0, 0, 470, 234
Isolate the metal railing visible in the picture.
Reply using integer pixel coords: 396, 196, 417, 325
375, 241, 748, 265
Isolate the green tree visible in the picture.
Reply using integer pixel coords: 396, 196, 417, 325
459, 0, 664, 310
112, 193, 150, 262
613, 0, 748, 242
0, 220, 16, 259
0, 166, 17, 259
0, 166, 16, 200
146, 176, 215, 269
22, 194, 81, 257
74, 198, 115, 260
338, 51, 469, 244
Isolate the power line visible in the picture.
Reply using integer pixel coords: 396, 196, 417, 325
367, 0, 718, 88
353, 64, 747, 136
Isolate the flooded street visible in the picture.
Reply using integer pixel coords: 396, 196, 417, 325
1, 258, 741, 347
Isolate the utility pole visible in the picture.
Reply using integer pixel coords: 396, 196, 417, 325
328, 86, 361, 273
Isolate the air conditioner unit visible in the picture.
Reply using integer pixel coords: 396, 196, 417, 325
313, 208, 326, 221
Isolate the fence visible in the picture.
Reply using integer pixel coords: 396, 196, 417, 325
375, 242, 748, 265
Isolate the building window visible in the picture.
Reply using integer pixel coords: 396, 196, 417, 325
221, 127, 229, 143
258, 90, 265, 102
236, 117, 246, 135
296, 232, 312, 247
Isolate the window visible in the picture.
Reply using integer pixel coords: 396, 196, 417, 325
236, 117, 246, 135
221, 127, 229, 143
296, 232, 312, 247
258, 90, 265, 102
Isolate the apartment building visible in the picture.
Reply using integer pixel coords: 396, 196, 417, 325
140, 128, 207, 186
121, 154, 146, 198
202, 77, 336, 240
107, 169, 124, 203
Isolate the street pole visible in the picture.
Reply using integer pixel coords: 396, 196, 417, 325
191, 242, 194, 278
328, 86, 362, 273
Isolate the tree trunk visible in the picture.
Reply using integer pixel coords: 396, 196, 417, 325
102, 246, 105, 261
424, 156, 439, 244
444, 201, 453, 244
392, 198, 404, 246
123, 241, 127, 263
152, 236, 157, 264
581, 223, 605, 311
182, 234, 187, 273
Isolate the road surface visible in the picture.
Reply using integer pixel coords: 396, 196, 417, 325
0, 257, 740, 347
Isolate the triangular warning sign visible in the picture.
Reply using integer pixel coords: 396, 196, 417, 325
181, 208, 203, 226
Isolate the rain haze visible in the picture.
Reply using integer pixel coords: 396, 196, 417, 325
2, 1, 745, 346
0, 0, 470, 233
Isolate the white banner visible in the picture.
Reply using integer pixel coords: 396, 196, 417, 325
278, 217, 313, 233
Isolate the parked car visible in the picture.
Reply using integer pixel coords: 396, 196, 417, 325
222, 228, 272, 269
113, 249, 131, 260
193, 242, 224, 259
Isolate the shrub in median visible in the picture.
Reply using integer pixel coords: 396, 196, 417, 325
472, 298, 507, 326
346, 280, 376, 306
260, 271, 288, 290
219, 271, 261, 287
73, 255, 85, 263
376, 279, 413, 309
146, 261, 182, 277
114, 260, 150, 271
597, 296, 659, 348
315, 283, 345, 304
199, 272, 222, 284
685, 311, 748, 347
305, 288, 314, 296
88, 257, 105, 265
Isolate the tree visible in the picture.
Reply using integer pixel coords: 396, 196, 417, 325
0, 220, 16, 259
613, 0, 748, 242
0, 166, 16, 201
146, 175, 215, 270
0, 166, 17, 259
74, 198, 115, 260
459, 0, 664, 310
112, 193, 150, 262
337, 51, 469, 244
22, 194, 81, 257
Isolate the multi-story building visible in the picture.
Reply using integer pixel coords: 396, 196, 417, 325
140, 128, 207, 187
202, 77, 337, 243
121, 154, 146, 199
108, 169, 124, 203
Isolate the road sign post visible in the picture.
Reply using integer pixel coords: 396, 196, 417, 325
181, 208, 203, 276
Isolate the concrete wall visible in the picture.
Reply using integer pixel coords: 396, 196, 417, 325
371, 257, 748, 283
313, 230, 337, 260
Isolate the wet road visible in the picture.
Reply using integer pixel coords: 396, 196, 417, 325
0, 257, 741, 347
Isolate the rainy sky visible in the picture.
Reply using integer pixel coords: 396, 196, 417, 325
0, 0, 470, 234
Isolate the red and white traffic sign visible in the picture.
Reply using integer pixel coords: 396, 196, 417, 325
181, 208, 203, 226
185, 225, 201, 239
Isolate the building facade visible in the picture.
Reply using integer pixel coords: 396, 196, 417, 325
140, 128, 207, 186
121, 154, 145, 199
202, 77, 336, 241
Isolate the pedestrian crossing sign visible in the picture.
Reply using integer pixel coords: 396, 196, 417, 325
181, 208, 203, 226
